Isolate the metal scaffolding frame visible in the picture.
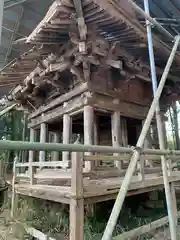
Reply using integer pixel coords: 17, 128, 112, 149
102, 1, 180, 239
0, 0, 5, 44
0, 0, 180, 239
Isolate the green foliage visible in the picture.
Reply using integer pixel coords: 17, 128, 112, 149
17, 196, 69, 237
0, 110, 27, 171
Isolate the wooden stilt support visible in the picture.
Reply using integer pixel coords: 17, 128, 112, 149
62, 102, 71, 165
39, 120, 47, 163
29, 128, 36, 184
143, 123, 153, 167
52, 132, 60, 162
94, 114, 100, 167
70, 151, 84, 240
84, 105, 94, 171
111, 111, 122, 169
161, 113, 168, 148
170, 182, 178, 226
121, 118, 128, 147
11, 156, 18, 218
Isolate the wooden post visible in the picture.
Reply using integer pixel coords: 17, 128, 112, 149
11, 156, 17, 218
121, 118, 128, 147
170, 182, 178, 226
111, 111, 122, 169
94, 114, 100, 167
39, 121, 47, 163
84, 105, 94, 171
70, 152, 84, 240
161, 113, 168, 148
62, 102, 71, 164
29, 128, 36, 184
51, 132, 60, 162
142, 120, 153, 167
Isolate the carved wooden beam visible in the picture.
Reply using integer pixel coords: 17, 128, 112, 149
70, 66, 85, 82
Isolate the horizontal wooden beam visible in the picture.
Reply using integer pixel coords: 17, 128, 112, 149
28, 94, 87, 127
16, 161, 69, 168
84, 154, 180, 162
88, 93, 149, 119
28, 82, 88, 120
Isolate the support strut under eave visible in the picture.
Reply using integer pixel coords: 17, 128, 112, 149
101, 35, 180, 240
144, 0, 176, 239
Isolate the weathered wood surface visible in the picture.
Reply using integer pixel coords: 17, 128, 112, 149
15, 184, 71, 204
111, 111, 123, 169
28, 94, 87, 127
13, 173, 180, 205
39, 122, 47, 163
28, 82, 88, 119
62, 102, 71, 163
0, 0, 180, 107
84, 105, 94, 171
88, 93, 150, 119
70, 152, 84, 240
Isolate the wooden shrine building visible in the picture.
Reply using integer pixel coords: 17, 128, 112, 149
1, 0, 180, 239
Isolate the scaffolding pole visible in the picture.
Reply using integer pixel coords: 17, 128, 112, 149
0, 0, 4, 44
143, 0, 176, 238
101, 35, 180, 240
3, 139, 180, 155
127, 0, 174, 40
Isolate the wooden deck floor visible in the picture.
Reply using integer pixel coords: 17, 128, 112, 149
11, 171, 180, 204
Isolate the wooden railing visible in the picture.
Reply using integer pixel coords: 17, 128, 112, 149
12, 153, 180, 184
11, 151, 180, 240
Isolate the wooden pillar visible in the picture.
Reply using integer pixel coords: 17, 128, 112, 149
52, 132, 60, 161
142, 120, 153, 168
39, 122, 47, 163
121, 118, 128, 147
29, 128, 36, 184
170, 182, 178, 226
84, 105, 94, 171
161, 114, 168, 148
62, 102, 72, 163
70, 152, 84, 240
111, 111, 122, 169
94, 114, 100, 167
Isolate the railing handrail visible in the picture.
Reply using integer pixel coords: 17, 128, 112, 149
15, 161, 70, 168
1, 140, 180, 156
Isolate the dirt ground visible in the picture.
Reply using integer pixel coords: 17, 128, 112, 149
0, 210, 29, 240
150, 226, 180, 240
0, 208, 179, 240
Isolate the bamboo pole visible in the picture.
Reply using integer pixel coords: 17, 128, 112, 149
113, 212, 180, 240
0, 0, 4, 44
101, 35, 180, 240
2, 139, 180, 155
127, 0, 173, 39
143, 0, 176, 238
